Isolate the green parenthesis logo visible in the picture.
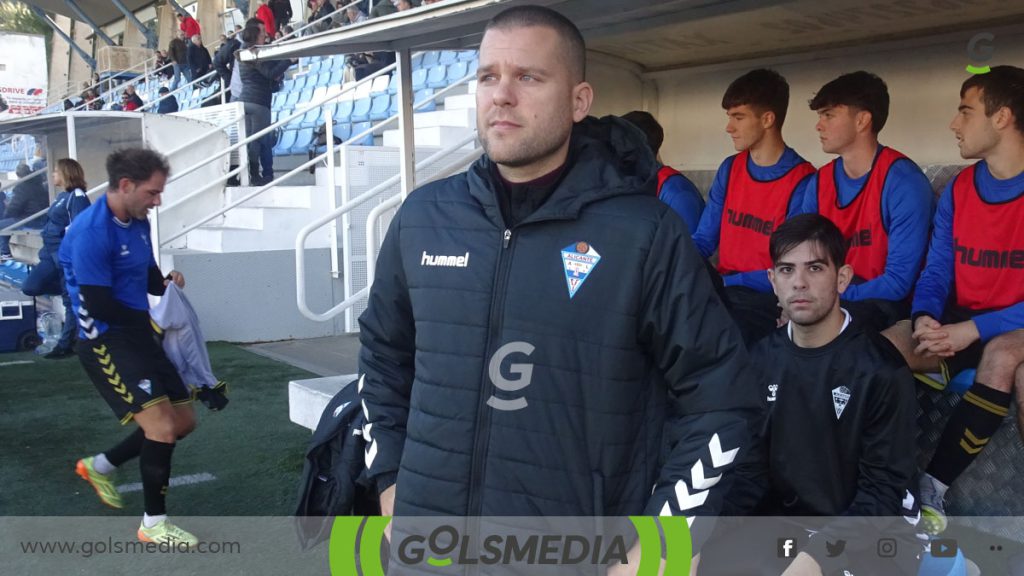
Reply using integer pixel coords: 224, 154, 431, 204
628, 516, 692, 576
329, 516, 390, 576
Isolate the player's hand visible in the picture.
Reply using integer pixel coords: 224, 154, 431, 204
780, 552, 823, 576
911, 315, 941, 340
380, 484, 396, 542
165, 270, 185, 288
914, 320, 978, 358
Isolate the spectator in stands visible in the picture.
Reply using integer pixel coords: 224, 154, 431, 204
621, 110, 705, 233
177, 12, 201, 39
883, 65, 1024, 536
168, 32, 188, 91
308, 0, 336, 33
371, 0, 398, 17
228, 19, 266, 103
345, 4, 367, 25
270, 0, 293, 34
238, 24, 295, 185
396, 0, 417, 10
35, 158, 91, 359
122, 85, 144, 111
62, 99, 75, 111
214, 33, 241, 98
156, 87, 179, 114
256, 1, 277, 41
154, 50, 173, 81
0, 163, 48, 261
691, 69, 816, 345
803, 71, 933, 334
82, 89, 104, 111
186, 34, 213, 84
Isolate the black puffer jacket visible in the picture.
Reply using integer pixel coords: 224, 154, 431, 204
358, 116, 760, 525
238, 58, 292, 109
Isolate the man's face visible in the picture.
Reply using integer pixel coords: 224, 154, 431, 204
724, 104, 768, 152
950, 86, 1000, 159
769, 240, 851, 327
119, 172, 167, 220
476, 25, 588, 175
815, 104, 863, 155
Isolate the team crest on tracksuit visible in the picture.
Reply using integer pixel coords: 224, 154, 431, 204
832, 386, 851, 419
560, 241, 601, 299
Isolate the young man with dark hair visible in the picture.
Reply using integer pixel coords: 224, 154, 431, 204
883, 65, 1024, 535
358, 4, 758, 564
621, 110, 705, 232
699, 213, 926, 576
692, 68, 816, 344
803, 70, 934, 333
62, 148, 199, 546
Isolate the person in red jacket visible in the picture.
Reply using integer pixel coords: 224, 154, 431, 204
256, 1, 276, 41
176, 13, 201, 39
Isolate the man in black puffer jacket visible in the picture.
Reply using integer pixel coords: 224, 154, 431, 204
358, 4, 760, 561
237, 24, 293, 185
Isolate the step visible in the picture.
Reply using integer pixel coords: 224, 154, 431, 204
226, 185, 314, 209
411, 107, 475, 129
382, 126, 475, 149
218, 207, 264, 230
443, 94, 476, 111
183, 220, 332, 252
289, 374, 357, 431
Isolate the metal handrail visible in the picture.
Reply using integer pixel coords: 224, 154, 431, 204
294, 131, 482, 322
158, 71, 473, 246
276, 0, 364, 43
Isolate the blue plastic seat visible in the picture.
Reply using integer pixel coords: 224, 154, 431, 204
457, 50, 477, 61
312, 122, 352, 154
350, 97, 372, 122
290, 128, 315, 154
348, 122, 374, 146
387, 73, 400, 94
425, 65, 447, 89
316, 72, 331, 87
290, 75, 307, 92
438, 50, 458, 65
299, 106, 323, 129
448, 61, 469, 82
285, 91, 300, 108
328, 69, 343, 87
410, 52, 424, 70
298, 88, 314, 105
334, 99, 354, 123
368, 93, 391, 121
421, 51, 440, 68
414, 88, 436, 112
411, 68, 428, 91
467, 59, 478, 76
273, 129, 298, 156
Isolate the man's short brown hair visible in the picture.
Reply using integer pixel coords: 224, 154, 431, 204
482, 5, 586, 83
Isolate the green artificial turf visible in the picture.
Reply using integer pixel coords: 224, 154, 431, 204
0, 342, 315, 516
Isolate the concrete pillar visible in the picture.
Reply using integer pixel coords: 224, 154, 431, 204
156, 3, 178, 52
196, 0, 223, 46
48, 15, 74, 105
68, 20, 95, 92
123, 17, 148, 49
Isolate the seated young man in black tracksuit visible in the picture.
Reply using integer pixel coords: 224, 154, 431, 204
698, 214, 930, 576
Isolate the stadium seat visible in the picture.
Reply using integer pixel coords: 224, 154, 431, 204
334, 99, 354, 123
273, 129, 298, 156
421, 51, 440, 68
299, 106, 323, 129
411, 68, 428, 91
291, 75, 308, 92
312, 122, 352, 155
350, 97, 372, 122
448, 61, 469, 82
312, 86, 328, 102
290, 128, 315, 154
299, 88, 314, 105
426, 65, 447, 89
438, 50, 458, 65
457, 50, 477, 61
348, 122, 374, 146
387, 73, 400, 94
414, 88, 436, 112
331, 55, 347, 71
370, 75, 390, 94
368, 93, 391, 121
285, 91, 300, 108
328, 69, 344, 87
467, 59, 478, 76
272, 93, 285, 109
410, 52, 424, 70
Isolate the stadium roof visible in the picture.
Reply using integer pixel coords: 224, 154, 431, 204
22, 0, 156, 28
242, 0, 1024, 72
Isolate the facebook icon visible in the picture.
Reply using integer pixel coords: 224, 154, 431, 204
777, 537, 797, 558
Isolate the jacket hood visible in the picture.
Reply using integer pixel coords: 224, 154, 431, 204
467, 115, 658, 226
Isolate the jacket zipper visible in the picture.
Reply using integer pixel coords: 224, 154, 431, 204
467, 227, 514, 516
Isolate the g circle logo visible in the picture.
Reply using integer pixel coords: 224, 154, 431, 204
486, 341, 534, 411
